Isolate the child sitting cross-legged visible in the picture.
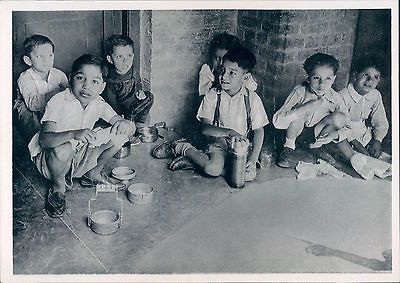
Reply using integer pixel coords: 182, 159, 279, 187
273, 53, 348, 168
153, 45, 269, 182
28, 54, 135, 218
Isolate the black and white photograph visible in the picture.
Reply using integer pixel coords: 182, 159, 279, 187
0, 1, 399, 282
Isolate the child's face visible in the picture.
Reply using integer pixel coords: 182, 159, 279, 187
353, 67, 381, 96
24, 43, 54, 73
212, 48, 228, 70
70, 64, 106, 106
220, 59, 248, 95
308, 65, 336, 95
107, 45, 134, 75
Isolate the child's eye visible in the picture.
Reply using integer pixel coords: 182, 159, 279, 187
312, 76, 320, 80
230, 71, 236, 76
93, 80, 100, 85
116, 55, 122, 59
374, 75, 381, 80
75, 75, 84, 81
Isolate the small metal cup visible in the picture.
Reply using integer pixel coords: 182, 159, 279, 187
114, 141, 131, 159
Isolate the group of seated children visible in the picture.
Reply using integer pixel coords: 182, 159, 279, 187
15, 34, 152, 217
14, 32, 389, 218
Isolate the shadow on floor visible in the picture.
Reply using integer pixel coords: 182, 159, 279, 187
303, 241, 392, 271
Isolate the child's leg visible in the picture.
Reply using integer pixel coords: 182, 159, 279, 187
84, 140, 121, 180
185, 147, 210, 168
285, 118, 306, 149
202, 150, 226, 177
46, 142, 74, 194
14, 100, 41, 142
336, 139, 357, 162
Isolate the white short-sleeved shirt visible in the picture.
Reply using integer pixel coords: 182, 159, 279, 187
198, 64, 258, 96
337, 83, 389, 143
196, 87, 269, 136
273, 84, 346, 129
28, 88, 118, 158
16, 67, 68, 112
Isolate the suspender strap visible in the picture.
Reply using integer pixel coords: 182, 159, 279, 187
213, 89, 252, 134
244, 89, 252, 135
213, 92, 222, 126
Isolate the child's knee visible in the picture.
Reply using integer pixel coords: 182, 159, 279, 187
329, 111, 346, 129
48, 143, 73, 163
204, 160, 224, 177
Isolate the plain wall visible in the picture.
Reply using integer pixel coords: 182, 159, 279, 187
149, 10, 238, 137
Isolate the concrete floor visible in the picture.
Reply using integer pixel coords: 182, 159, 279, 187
11, 126, 393, 276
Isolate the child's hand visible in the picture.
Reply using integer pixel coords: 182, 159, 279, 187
73, 129, 96, 144
111, 119, 136, 136
367, 138, 382, 158
135, 90, 147, 100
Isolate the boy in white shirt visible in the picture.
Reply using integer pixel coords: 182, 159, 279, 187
154, 46, 269, 182
14, 34, 68, 141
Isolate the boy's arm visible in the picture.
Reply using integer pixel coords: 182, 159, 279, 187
109, 114, 136, 136
18, 78, 46, 112
248, 127, 264, 164
200, 118, 243, 138
39, 121, 95, 148
370, 96, 389, 143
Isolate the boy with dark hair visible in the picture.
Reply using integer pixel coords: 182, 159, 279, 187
153, 45, 269, 182
14, 34, 68, 141
273, 52, 347, 168
198, 32, 257, 96
312, 55, 390, 179
102, 34, 154, 130
28, 54, 135, 217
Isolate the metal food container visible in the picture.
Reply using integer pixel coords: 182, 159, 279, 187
88, 184, 123, 235
136, 122, 166, 143
127, 183, 153, 204
89, 209, 120, 235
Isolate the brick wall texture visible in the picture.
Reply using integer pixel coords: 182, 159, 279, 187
237, 10, 359, 115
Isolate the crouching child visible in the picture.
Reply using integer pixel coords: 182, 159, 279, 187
28, 54, 135, 218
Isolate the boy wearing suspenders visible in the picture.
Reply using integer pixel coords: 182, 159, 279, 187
153, 46, 269, 182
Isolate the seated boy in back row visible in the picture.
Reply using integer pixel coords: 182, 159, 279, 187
102, 35, 154, 129
28, 54, 135, 218
153, 46, 269, 182
14, 34, 68, 141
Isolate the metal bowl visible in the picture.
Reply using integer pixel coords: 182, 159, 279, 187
89, 209, 121, 235
111, 166, 136, 181
127, 183, 153, 204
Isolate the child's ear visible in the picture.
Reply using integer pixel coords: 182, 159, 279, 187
23, 55, 32, 66
106, 55, 114, 65
243, 72, 251, 81
99, 81, 106, 94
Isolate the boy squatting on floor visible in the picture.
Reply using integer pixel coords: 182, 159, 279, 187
27, 54, 136, 218
152, 45, 269, 182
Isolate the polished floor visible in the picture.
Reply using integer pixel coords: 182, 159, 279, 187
11, 126, 393, 276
